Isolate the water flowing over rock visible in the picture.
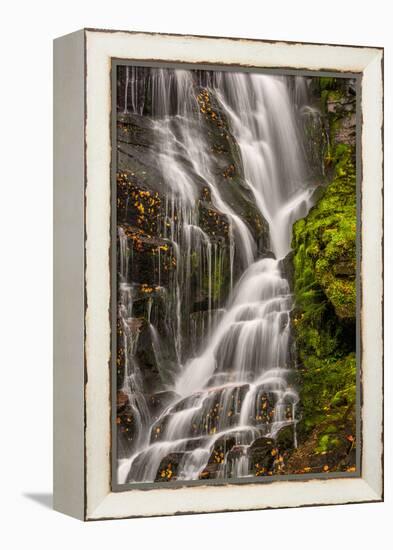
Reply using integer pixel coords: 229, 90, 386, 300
116, 67, 318, 484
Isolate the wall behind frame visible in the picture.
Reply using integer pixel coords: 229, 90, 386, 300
53, 29, 85, 520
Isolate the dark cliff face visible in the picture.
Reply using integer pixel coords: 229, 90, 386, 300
288, 78, 357, 474
116, 72, 270, 457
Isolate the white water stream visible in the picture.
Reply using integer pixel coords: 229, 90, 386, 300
118, 69, 315, 483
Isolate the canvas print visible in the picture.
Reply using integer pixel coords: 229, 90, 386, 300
114, 65, 358, 486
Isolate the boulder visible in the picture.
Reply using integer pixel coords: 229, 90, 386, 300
118, 224, 175, 287
240, 391, 276, 426
148, 390, 179, 419
275, 425, 296, 452
279, 250, 295, 291
198, 434, 240, 480
155, 452, 185, 482
249, 437, 278, 476
116, 404, 140, 459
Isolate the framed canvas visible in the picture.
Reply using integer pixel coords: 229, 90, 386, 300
53, 28, 383, 520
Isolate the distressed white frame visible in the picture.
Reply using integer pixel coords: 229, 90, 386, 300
55, 29, 384, 521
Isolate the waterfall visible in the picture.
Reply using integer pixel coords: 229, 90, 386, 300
117, 228, 151, 455
214, 72, 314, 259
117, 68, 316, 483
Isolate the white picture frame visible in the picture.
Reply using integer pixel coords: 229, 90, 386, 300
53, 28, 383, 521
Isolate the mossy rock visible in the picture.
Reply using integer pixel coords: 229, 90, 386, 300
283, 406, 357, 475
291, 77, 357, 446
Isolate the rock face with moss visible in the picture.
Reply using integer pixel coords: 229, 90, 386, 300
116, 68, 359, 482
289, 78, 357, 474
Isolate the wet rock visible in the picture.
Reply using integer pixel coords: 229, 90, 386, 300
117, 175, 163, 234
206, 371, 240, 387
223, 445, 250, 478
200, 428, 266, 480
239, 391, 276, 426
333, 259, 356, 278
148, 391, 179, 419
199, 199, 230, 240
136, 323, 178, 392
116, 317, 126, 388
327, 96, 355, 117
275, 425, 296, 451
164, 384, 251, 439
118, 223, 175, 287
155, 452, 185, 482
249, 437, 278, 475
116, 113, 171, 202
199, 462, 222, 480
279, 250, 295, 290
117, 390, 129, 410
116, 390, 138, 459
116, 405, 139, 459
150, 415, 171, 443
189, 309, 225, 355
117, 66, 150, 114
250, 436, 275, 451
198, 435, 236, 479
196, 87, 270, 253
210, 434, 237, 458
127, 284, 164, 320
261, 250, 276, 260
117, 281, 179, 395
334, 113, 356, 148
184, 437, 208, 452
117, 113, 156, 147
226, 445, 247, 462
171, 393, 202, 413
300, 107, 326, 179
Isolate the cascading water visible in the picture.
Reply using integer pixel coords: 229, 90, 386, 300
117, 67, 316, 483
117, 228, 151, 458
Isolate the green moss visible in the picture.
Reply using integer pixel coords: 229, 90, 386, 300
318, 77, 337, 91
190, 251, 199, 272
199, 247, 230, 308
315, 434, 340, 454
291, 79, 357, 445
210, 259, 225, 302
293, 139, 356, 321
